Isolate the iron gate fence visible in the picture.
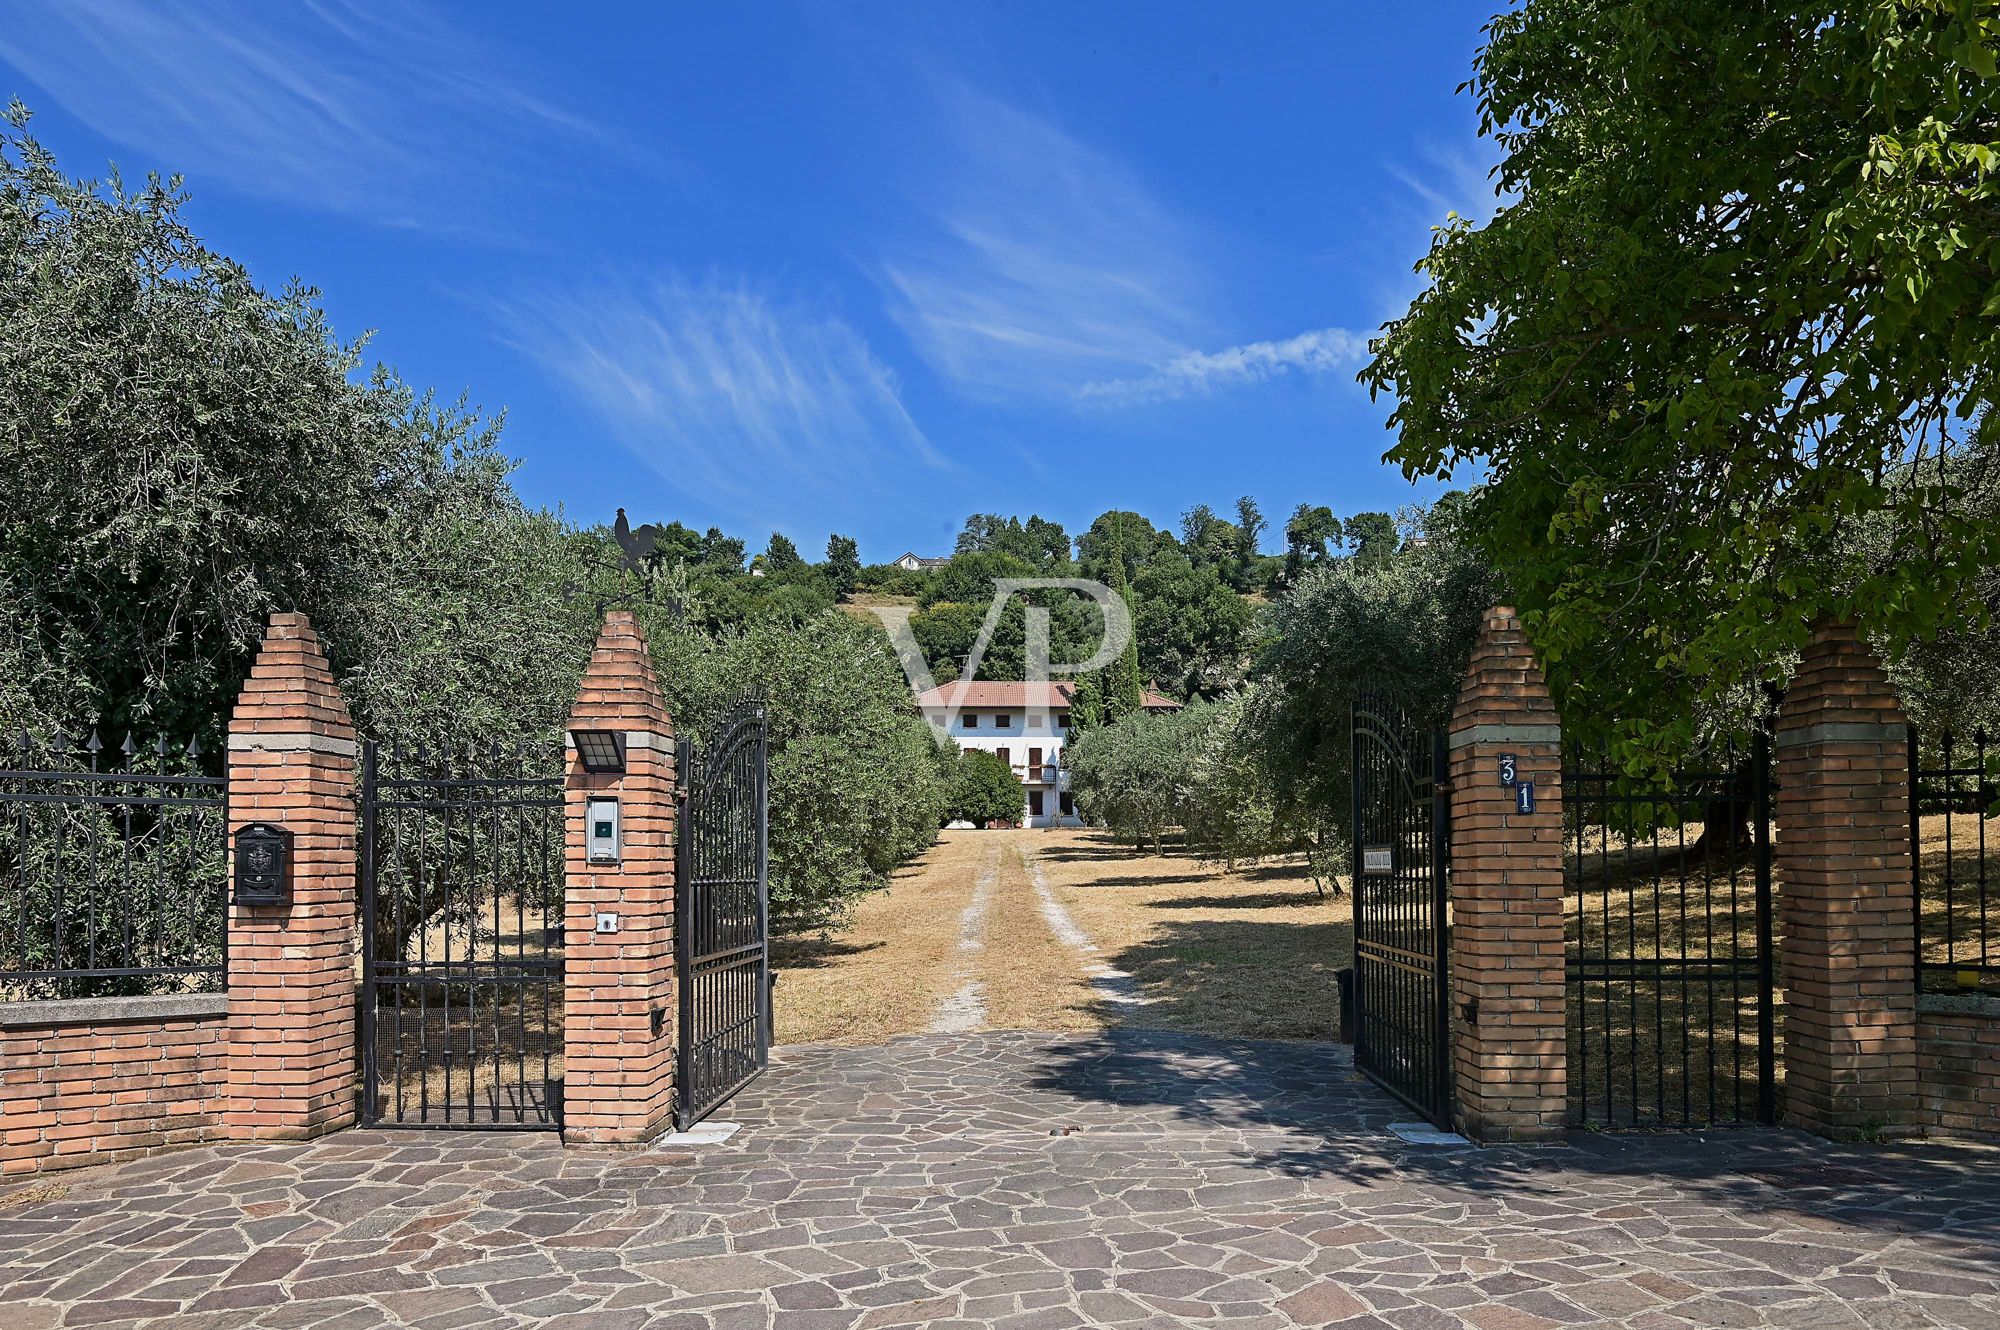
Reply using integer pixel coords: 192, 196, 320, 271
360, 741, 566, 1130
1349, 695, 1452, 1128
676, 699, 771, 1131
1, 731, 226, 1002
1564, 739, 1777, 1127
1910, 727, 2000, 995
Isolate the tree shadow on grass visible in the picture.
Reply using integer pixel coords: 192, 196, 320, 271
1089, 917, 1352, 1044
1146, 890, 1329, 911
1063, 871, 1215, 890
1033, 838, 1147, 865
770, 936, 886, 970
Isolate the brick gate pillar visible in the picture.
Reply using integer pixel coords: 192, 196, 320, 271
223, 613, 359, 1139
1447, 606, 1567, 1142
562, 611, 678, 1145
1775, 621, 1918, 1137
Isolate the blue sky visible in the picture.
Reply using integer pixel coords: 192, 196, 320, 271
0, 1, 1502, 562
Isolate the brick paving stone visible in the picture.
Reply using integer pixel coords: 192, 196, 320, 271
2, 1029, 1998, 1328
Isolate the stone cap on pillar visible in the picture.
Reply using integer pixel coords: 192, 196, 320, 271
569, 610, 672, 734
1451, 605, 1558, 735
227, 612, 355, 752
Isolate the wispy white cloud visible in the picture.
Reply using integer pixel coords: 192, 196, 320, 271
1387, 139, 1510, 232
1078, 326, 1372, 407
0, 0, 613, 229
496, 276, 946, 523
880, 88, 1207, 402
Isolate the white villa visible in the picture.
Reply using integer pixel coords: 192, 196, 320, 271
892, 552, 952, 571
916, 681, 1181, 828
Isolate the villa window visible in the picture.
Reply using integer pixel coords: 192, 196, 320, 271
1055, 711, 1071, 730
963, 713, 979, 728
1028, 790, 1044, 816
1059, 792, 1074, 815
996, 747, 1011, 766
994, 713, 1013, 728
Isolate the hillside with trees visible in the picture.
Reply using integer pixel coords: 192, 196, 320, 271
0, 104, 1429, 931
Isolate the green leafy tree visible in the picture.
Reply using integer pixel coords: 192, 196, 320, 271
0, 108, 948, 938
0, 103, 571, 745
955, 513, 1072, 570
1077, 509, 1175, 585
1341, 512, 1398, 569
1365, 2, 2000, 766
1181, 690, 1295, 875
1282, 504, 1339, 584
823, 533, 861, 597
638, 608, 948, 929
1019, 515, 1074, 570
1247, 524, 1497, 880
1132, 552, 1256, 698
1067, 670, 1108, 730
944, 749, 1026, 825
764, 532, 804, 572
1064, 704, 1210, 850
1103, 522, 1147, 719
1233, 496, 1269, 590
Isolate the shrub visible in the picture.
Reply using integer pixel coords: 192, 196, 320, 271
944, 749, 1025, 825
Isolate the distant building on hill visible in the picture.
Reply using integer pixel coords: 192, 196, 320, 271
891, 551, 952, 571
914, 681, 1181, 828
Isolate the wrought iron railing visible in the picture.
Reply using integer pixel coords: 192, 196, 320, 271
1910, 727, 2000, 995
1563, 739, 1777, 1127
0, 730, 227, 1001
360, 740, 567, 1130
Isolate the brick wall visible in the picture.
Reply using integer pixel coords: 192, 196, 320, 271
1447, 606, 1567, 1143
0, 996, 228, 1177
1916, 998, 2000, 1137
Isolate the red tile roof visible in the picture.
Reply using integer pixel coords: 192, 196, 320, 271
915, 682, 1182, 712
916, 681, 1073, 709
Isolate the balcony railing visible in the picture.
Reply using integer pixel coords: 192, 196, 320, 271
1013, 764, 1060, 784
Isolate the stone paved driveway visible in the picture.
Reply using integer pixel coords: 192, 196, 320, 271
4, 1031, 1999, 1329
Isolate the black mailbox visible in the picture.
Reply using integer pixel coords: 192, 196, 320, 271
234, 822, 292, 906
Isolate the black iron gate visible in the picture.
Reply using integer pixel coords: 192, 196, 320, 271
1349, 696, 1452, 1126
360, 743, 566, 1129
1563, 740, 1777, 1127
675, 699, 771, 1131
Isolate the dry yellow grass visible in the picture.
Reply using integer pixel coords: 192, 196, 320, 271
834, 591, 916, 626
770, 830, 989, 1045
979, 842, 1098, 1033
771, 826, 1352, 1046
0, 1180, 67, 1212
1917, 811, 2000, 983
1038, 830, 1352, 1041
